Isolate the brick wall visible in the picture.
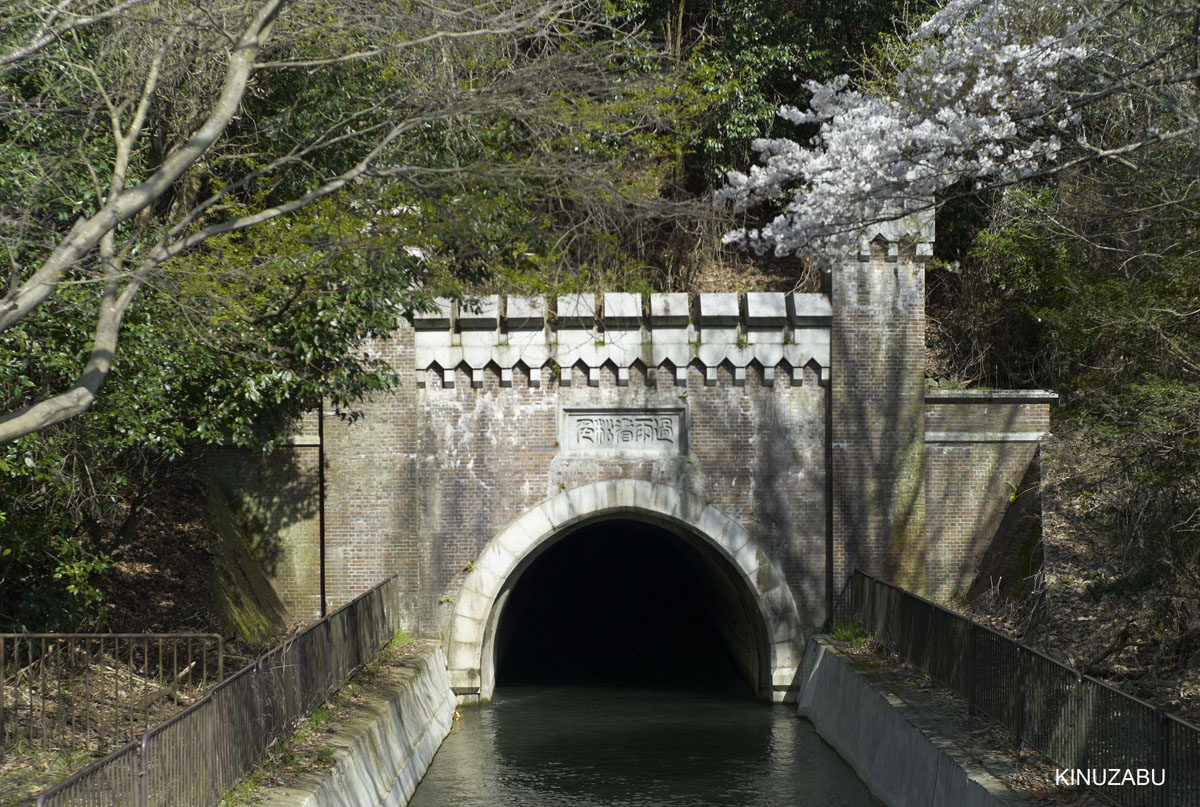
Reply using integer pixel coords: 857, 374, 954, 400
205, 442, 322, 620
831, 242, 927, 591
923, 391, 1055, 600
224, 281, 1055, 637
319, 319, 829, 636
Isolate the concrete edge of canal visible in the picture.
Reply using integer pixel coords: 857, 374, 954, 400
254, 637, 1036, 807
797, 637, 1029, 807
257, 643, 456, 807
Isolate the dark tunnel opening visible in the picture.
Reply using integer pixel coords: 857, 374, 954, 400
493, 519, 767, 698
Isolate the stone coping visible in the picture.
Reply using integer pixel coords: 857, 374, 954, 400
926, 390, 1059, 404
411, 292, 832, 329
924, 432, 1052, 443
413, 292, 833, 387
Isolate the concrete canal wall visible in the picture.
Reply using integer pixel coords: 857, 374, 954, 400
258, 645, 456, 807
797, 638, 1026, 807
257, 636, 1034, 807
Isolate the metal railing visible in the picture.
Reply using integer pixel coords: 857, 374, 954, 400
35, 575, 402, 807
1, 633, 223, 756
848, 570, 1200, 807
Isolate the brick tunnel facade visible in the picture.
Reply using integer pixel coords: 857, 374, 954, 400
208, 223, 1054, 702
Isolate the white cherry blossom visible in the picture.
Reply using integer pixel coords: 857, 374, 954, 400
716, 0, 1094, 264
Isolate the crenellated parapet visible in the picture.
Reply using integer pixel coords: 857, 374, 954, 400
412, 292, 831, 388
855, 205, 936, 262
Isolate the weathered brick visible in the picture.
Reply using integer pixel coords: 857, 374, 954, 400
231, 283, 1053, 636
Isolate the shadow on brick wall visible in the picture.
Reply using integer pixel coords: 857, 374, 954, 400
204, 446, 320, 637
922, 403, 1044, 602
832, 248, 926, 594
965, 451, 1044, 601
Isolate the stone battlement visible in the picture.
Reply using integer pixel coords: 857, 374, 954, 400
412, 291, 831, 388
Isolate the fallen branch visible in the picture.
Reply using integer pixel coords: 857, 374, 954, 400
132, 661, 195, 711
1083, 621, 1134, 676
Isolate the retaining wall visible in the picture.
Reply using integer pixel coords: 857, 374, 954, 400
258, 645, 456, 807
797, 638, 1026, 807
923, 390, 1055, 599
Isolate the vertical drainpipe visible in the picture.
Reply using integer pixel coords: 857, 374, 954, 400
317, 402, 327, 619
823, 265, 836, 633
824, 366, 834, 633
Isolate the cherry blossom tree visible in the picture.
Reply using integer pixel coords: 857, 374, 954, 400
716, 0, 1200, 263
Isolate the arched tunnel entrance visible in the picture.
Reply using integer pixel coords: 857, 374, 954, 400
445, 481, 807, 703
492, 518, 771, 698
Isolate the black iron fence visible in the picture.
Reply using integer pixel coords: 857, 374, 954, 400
1, 633, 223, 756
848, 570, 1200, 807
34, 575, 402, 807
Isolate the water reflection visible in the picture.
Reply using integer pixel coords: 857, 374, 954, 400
407, 687, 879, 807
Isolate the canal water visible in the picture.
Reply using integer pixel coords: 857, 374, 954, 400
407, 686, 880, 806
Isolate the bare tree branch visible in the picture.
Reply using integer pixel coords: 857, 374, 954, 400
0, 0, 156, 70
0, 0, 618, 443
0, 273, 128, 438
0, 0, 284, 335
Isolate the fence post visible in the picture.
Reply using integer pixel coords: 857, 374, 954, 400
1, 636, 6, 761
967, 621, 976, 717
139, 727, 150, 807
854, 572, 861, 625
1158, 708, 1170, 807
925, 601, 935, 675
864, 574, 873, 633
1015, 644, 1025, 750
1073, 673, 1084, 770
136, 741, 145, 807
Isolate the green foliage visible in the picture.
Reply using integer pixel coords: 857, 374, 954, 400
0, 0, 925, 629
384, 628, 413, 652
0, 204, 418, 628
605, 0, 916, 185
0, 746, 95, 806
932, 150, 1200, 641
830, 618, 869, 645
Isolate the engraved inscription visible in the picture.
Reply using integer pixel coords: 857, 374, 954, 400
575, 415, 674, 447
563, 409, 684, 455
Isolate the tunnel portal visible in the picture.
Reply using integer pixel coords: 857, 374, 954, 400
493, 519, 769, 697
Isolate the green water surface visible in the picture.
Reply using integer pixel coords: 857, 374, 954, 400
407, 686, 880, 807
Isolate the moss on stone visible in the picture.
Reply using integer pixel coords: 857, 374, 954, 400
207, 475, 289, 643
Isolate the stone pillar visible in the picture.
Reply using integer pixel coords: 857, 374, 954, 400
831, 215, 933, 590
